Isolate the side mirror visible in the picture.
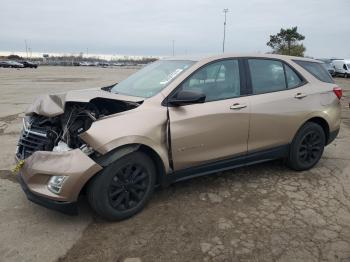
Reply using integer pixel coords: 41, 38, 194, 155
168, 90, 206, 106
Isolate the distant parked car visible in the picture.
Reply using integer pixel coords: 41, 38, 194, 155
79, 61, 91, 66
21, 61, 38, 68
333, 59, 350, 78
316, 59, 335, 76
0, 60, 24, 68
0, 61, 7, 67
98, 62, 109, 67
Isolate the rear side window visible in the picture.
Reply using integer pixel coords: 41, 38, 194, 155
284, 64, 302, 88
294, 60, 334, 83
248, 59, 286, 94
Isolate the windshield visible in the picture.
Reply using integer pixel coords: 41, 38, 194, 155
111, 60, 195, 98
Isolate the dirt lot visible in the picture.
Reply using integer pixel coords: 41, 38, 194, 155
0, 66, 350, 262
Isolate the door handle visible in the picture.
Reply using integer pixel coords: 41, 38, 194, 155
294, 93, 307, 99
230, 103, 247, 110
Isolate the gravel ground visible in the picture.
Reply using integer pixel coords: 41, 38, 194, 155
0, 66, 349, 262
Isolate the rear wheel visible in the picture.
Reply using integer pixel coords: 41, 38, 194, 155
287, 122, 325, 171
88, 151, 156, 221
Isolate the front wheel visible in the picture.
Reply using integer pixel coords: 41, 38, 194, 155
287, 122, 325, 171
88, 151, 156, 221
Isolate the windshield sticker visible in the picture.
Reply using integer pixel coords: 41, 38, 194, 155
160, 68, 184, 85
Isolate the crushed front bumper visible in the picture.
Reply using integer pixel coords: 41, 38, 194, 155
17, 149, 102, 215
18, 172, 78, 215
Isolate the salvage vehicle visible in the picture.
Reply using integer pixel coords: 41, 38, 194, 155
15, 54, 341, 220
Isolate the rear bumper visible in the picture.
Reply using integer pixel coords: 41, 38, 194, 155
18, 172, 78, 215
327, 128, 340, 145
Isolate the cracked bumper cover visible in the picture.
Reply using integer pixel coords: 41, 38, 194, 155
17, 149, 102, 214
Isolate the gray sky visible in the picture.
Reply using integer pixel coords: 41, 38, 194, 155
1, 0, 349, 58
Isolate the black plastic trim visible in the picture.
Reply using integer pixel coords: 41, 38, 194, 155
18, 173, 78, 215
164, 144, 289, 185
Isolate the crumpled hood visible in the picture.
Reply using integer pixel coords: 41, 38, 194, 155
25, 88, 143, 117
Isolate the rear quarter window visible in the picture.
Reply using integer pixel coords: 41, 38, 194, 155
293, 60, 334, 83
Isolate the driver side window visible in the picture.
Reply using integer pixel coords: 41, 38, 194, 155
180, 59, 240, 102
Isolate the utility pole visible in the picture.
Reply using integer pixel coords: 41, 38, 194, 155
222, 8, 229, 53
172, 40, 175, 56
24, 40, 28, 59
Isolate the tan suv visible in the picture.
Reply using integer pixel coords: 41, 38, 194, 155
16, 54, 342, 220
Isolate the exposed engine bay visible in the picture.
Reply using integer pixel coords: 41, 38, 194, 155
16, 97, 141, 159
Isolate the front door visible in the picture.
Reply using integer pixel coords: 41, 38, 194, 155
168, 59, 250, 171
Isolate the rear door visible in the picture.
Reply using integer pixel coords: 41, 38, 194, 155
169, 59, 250, 170
246, 58, 311, 152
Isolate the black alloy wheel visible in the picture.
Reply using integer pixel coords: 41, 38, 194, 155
108, 163, 149, 211
287, 122, 325, 171
88, 151, 156, 221
297, 130, 323, 166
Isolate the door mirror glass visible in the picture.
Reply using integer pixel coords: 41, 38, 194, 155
168, 90, 206, 106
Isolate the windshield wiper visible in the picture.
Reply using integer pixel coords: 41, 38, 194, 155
101, 82, 118, 92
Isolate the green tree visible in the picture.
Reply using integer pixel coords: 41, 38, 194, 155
267, 26, 306, 57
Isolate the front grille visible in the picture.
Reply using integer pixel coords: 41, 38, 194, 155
16, 126, 51, 160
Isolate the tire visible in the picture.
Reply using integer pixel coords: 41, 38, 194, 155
88, 151, 156, 221
345, 73, 348, 78
287, 122, 326, 171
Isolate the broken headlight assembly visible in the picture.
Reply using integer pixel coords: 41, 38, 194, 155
48, 175, 67, 194
53, 140, 95, 156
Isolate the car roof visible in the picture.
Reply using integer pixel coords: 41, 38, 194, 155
161, 53, 320, 63
334, 59, 350, 62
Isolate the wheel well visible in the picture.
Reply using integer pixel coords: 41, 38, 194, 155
79, 144, 166, 197
306, 117, 330, 142
138, 145, 166, 187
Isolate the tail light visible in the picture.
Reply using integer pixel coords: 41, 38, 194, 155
333, 87, 342, 99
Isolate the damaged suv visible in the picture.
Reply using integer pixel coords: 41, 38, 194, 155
16, 54, 341, 220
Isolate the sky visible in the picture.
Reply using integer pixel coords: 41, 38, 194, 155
1, 0, 350, 58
